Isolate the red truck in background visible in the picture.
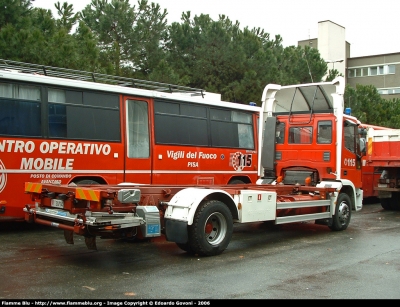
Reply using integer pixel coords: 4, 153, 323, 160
364, 126, 400, 210
358, 124, 392, 201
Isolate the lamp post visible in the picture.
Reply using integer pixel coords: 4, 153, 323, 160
326, 59, 344, 70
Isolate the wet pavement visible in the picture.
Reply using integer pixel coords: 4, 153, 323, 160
1, 201, 399, 299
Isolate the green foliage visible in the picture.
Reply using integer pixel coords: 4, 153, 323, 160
165, 14, 328, 102
0, 0, 101, 68
281, 45, 327, 84
0, 0, 33, 29
54, 1, 80, 32
344, 84, 400, 129
325, 68, 343, 81
80, 0, 167, 77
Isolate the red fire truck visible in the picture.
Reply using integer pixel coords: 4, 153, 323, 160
357, 123, 392, 200
24, 76, 365, 256
365, 126, 400, 210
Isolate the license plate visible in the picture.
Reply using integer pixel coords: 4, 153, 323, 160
51, 199, 64, 208
45, 208, 68, 217
147, 224, 160, 235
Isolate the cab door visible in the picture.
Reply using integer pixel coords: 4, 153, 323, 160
341, 120, 362, 188
123, 97, 152, 184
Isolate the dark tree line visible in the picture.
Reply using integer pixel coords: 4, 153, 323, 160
1, 0, 399, 128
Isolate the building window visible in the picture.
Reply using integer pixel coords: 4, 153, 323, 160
348, 64, 396, 78
378, 87, 400, 95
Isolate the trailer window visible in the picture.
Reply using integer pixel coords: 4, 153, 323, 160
210, 108, 254, 149
0, 83, 41, 136
154, 99, 255, 149
47, 88, 120, 141
154, 100, 208, 146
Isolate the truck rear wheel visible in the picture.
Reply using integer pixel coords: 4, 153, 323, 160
186, 200, 233, 256
393, 192, 400, 210
176, 242, 194, 253
329, 193, 351, 231
381, 192, 400, 210
380, 198, 393, 210
229, 179, 245, 184
75, 179, 100, 185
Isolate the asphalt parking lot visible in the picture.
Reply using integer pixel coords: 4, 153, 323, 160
1, 201, 400, 299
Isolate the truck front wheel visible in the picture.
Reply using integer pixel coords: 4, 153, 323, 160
186, 200, 233, 256
329, 193, 351, 231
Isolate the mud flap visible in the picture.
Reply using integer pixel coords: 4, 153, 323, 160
64, 230, 74, 244
85, 236, 97, 250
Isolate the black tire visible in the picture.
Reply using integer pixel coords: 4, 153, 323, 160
75, 180, 100, 185
380, 198, 393, 210
393, 192, 400, 210
176, 242, 195, 254
329, 193, 351, 231
229, 179, 245, 184
186, 200, 233, 256
380, 192, 400, 211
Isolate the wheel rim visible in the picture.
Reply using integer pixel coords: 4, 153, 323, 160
337, 200, 350, 226
204, 212, 227, 246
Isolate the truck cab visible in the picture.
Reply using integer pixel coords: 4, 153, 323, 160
257, 77, 363, 212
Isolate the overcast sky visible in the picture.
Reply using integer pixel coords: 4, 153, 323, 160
33, 0, 400, 58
